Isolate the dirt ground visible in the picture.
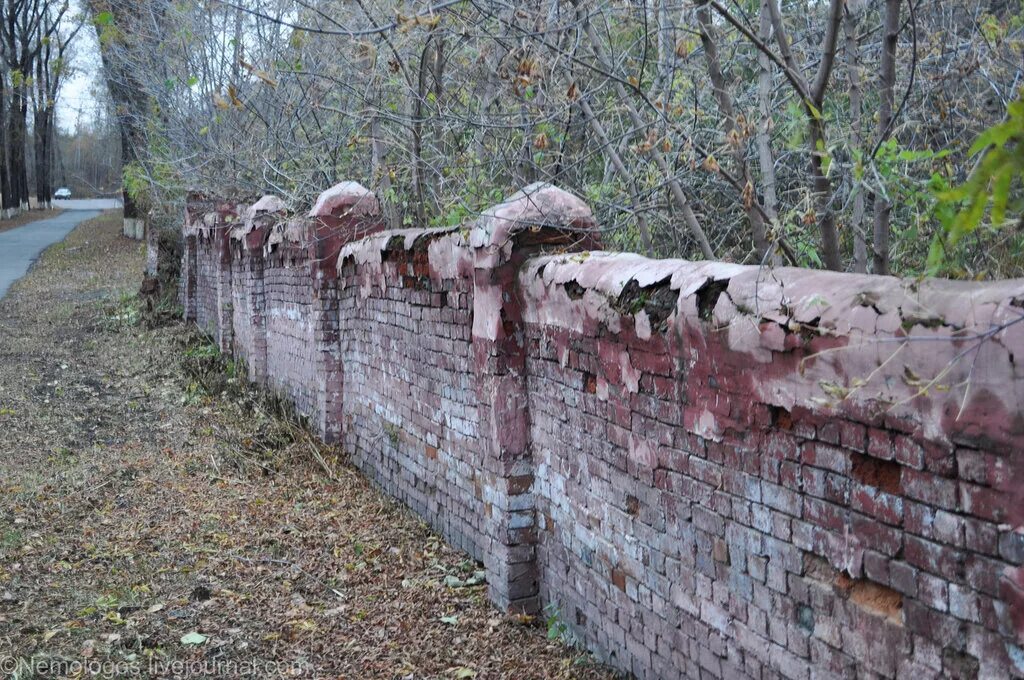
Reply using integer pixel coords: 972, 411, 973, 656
0, 213, 617, 679
0, 208, 66, 235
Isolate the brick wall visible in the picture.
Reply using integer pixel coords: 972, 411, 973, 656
183, 195, 235, 352
264, 241, 318, 418
519, 254, 1024, 679
182, 182, 1024, 679
336, 228, 487, 562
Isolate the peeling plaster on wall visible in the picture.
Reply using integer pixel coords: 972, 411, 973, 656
182, 182, 1024, 680
521, 254, 1024, 451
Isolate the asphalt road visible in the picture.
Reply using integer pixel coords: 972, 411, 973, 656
53, 198, 123, 211
0, 201, 120, 300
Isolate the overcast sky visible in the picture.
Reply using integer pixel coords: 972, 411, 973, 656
57, 3, 104, 132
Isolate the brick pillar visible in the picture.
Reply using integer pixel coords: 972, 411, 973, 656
181, 193, 214, 323
307, 182, 383, 443
470, 183, 601, 614
214, 214, 234, 354
237, 196, 285, 385
180, 198, 198, 321
181, 233, 197, 322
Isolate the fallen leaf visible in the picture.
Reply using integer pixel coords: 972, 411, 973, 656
180, 632, 207, 645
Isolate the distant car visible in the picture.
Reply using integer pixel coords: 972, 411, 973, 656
54, 187, 71, 199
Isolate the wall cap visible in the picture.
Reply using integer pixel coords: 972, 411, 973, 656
469, 183, 595, 253
309, 181, 379, 218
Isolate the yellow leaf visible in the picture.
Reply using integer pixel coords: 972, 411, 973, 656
239, 59, 278, 87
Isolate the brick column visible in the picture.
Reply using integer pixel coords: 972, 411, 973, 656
213, 210, 234, 354
235, 195, 285, 385
470, 183, 601, 613
180, 196, 200, 322
181, 233, 197, 321
306, 182, 383, 443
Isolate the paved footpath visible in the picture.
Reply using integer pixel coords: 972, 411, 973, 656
0, 200, 120, 299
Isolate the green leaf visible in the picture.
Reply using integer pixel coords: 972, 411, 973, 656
926, 235, 947, 272
180, 632, 207, 645
990, 168, 1012, 226
94, 11, 113, 26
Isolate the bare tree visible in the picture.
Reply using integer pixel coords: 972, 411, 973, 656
77, 0, 1024, 278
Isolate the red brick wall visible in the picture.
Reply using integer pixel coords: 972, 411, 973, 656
520, 253, 1023, 679
228, 241, 267, 384
264, 245, 318, 419
183, 197, 235, 352
181, 184, 1024, 680
336, 229, 489, 561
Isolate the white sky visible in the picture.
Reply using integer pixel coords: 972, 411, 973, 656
56, 3, 104, 133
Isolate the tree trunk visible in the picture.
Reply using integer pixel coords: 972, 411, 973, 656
13, 94, 30, 211
88, 0, 149, 240
756, 0, 778, 222
43, 109, 55, 208
844, 9, 868, 273
0, 73, 11, 218
580, 9, 716, 260
121, 125, 143, 239
872, 0, 901, 274
697, 4, 769, 258
34, 109, 46, 207
579, 97, 655, 255
411, 33, 435, 229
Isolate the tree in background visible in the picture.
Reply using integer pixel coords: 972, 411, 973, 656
0, 1, 86, 217
53, 88, 120, 198
31, 2, 79, 209
86, 0, 151, 239
0, 0, 74, 216
82, 0, 1024, 279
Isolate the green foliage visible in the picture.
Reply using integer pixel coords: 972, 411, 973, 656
183, 341, 220, 359
428, 185, 505, 228
122, 161, 149, 205
864, 140, 954, 275
544, 603, 571, 641
104, 292, 142, 330
94, 10, 123, 46
928, 94, 1024, 273
123, 110, 181, 210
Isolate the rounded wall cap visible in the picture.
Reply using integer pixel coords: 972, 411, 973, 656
469, 182, 595, 250
309, 181, 379, 218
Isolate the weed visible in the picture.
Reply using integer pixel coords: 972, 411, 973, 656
384, 422, 400, 447
103, 292, 142, 330
0, 529, 24, 554
544, 603, 572, 642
